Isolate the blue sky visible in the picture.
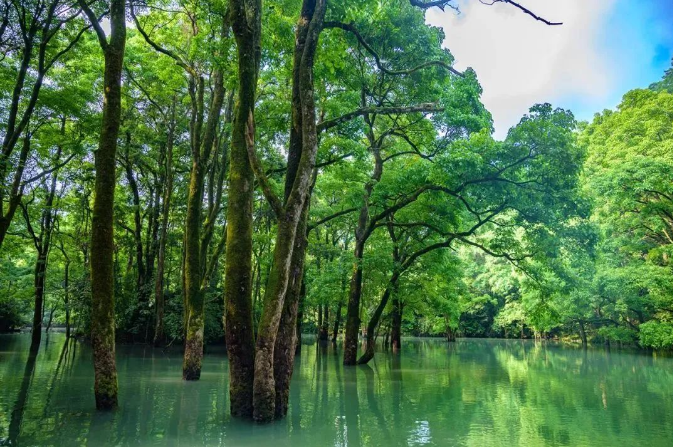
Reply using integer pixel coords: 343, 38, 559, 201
427, 0, 673, 138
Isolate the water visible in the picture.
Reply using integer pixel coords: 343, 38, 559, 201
1, 334, 672, 446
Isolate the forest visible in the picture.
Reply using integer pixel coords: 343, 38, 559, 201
1, 0, 673, 436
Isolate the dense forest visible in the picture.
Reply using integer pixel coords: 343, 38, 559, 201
1, 0, 672, 423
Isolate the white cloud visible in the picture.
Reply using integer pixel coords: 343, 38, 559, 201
426, 0, 618, 138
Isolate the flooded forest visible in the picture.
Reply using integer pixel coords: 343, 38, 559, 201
1, 0, 673, 445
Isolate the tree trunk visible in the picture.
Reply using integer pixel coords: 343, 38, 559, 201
446, 326, 456, 342
253, 215, 301, 422
251, 0, 326, 422
25, 133, 62, 352
358, 272, 399, 365
343, 240, 365, 365
124, 139, 148, 337
391, 298, 402, 352
332, 297, 342, 343
183, 63, 225, 379
295, 279, 305, 355
182, 157, 206, 379
64, 259, 70, 339
344, 144, 385, 365
0, 135, 30, 248
579, 320, 587, 347
224, 0, 261, 418
84, 0, 127, 411
273, 203, 308, 419
30, 251, 47, 350
153, 101, 175, 347
319, 305, 329, 341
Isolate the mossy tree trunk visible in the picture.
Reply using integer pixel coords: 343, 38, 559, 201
182, 149, 206, 379
224, 0, 261, 418
343, 134, 384, 365
79, 0, 127, 410
183, 68, 225, 380
273, 202, 308, 419
249, 0, 326, 423
253, 213, 302, 421
131, 3, 230, 369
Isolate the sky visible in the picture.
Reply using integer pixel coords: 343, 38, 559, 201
426, 0, 673, 139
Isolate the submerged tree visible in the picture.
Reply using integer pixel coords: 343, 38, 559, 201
78, 0, 127, 410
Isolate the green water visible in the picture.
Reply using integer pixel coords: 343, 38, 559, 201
1, 334, 672, 446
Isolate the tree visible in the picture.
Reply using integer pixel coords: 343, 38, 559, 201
132, 0, 232, 377
78, 0, 126, 410
224, 0, 261, 418
582, 87, 673, 348
0, 0, 88, 247
20, 132, 66, 350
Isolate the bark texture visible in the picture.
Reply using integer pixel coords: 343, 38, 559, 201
183, 69, 225, 380
273, 203, 308, 418
80, 0, 127, 410
224, 0, 261, 418
343, 139, 384, 365
250, 0, 326, 422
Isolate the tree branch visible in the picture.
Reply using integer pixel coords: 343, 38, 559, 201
245, 111, 284, 217
324, 21, 462, 78
76, 0, 107, 49
130, 3, 196, 76
317, 103, 444, 133
479, 0, 562, 26
308, 207, 359, 233
21, 152, 75, 186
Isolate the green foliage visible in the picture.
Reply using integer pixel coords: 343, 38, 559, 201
649, 59, 673, 93
639, 321, 673, 349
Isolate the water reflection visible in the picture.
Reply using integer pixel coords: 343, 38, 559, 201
1, 335, 673, 446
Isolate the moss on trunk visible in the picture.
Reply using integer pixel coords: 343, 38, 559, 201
251, 0, 327, 423
86, 0, 126, 411
273, 205, 308, 418
183, 158, 205, 380
224, 0, 261, 418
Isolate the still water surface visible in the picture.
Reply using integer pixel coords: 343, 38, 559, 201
1, 334, 672, 446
